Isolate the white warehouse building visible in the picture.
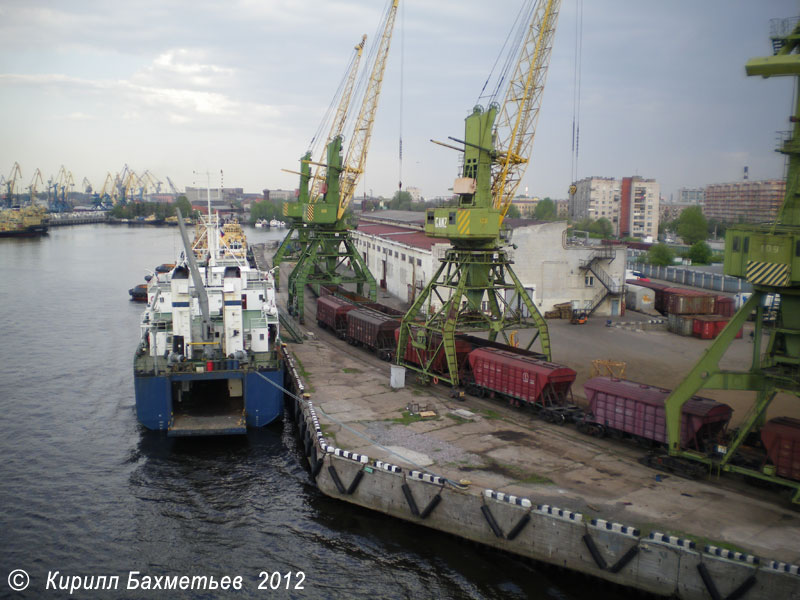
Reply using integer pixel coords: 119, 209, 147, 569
350, 212, 626, 318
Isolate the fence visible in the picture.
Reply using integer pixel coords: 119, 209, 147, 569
629, 261, 752, 294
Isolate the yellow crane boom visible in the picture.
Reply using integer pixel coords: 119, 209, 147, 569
337, 0, 399, 219
492, 0, 561, 220
309, 34, 367, 203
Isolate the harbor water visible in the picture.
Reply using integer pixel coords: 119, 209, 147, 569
0, 224, 591, 599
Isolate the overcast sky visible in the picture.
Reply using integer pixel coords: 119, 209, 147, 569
0, 0, 797, 202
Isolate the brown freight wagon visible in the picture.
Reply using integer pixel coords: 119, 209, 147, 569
628, 280, 671, 315
761, 417, 800, 482
582, 377, 732, 450
346, 308, 400, 360
316, 295, 356, 337
395, 328, 474, 377
468, 348, 577, 410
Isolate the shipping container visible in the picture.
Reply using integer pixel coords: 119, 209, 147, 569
468, 348, 576, 407
346, 308, 400, 359
316, 295, 356, 336
761, 417, 800, 482
715, 295, 735, 318
583, 377, 732, 450
625, 283, 657, 314
666, 288, 716, 315
668, 313, 695, 336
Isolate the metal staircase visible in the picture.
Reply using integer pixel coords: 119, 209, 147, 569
578, 247, 623, 315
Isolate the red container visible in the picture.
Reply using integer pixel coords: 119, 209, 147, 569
346, 308, 400, 353
692, 315, 718, 340
316, 295, 356, 334
206, 360, 214, 372
761, 417, 800, 482
468, 348, 576, 407
583, 377, 732, 450
712, 317, 743, 339
715, 296, 735, 318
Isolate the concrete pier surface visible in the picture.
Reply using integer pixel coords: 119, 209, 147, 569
256, 246, 800, 598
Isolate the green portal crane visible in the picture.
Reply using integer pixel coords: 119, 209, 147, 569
663, 17, 800, 503
285, 0, 398, 322
273, 35, 367, 290
395, 0, 560, 386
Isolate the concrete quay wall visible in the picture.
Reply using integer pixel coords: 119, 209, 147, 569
280, 348, 800, 600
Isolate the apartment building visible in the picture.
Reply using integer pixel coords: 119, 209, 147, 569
703, 180, 785, 224
620, 176, 659, 241
570, 177, 620, 229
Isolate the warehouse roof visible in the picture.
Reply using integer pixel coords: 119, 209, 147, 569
356, 220, 445, 251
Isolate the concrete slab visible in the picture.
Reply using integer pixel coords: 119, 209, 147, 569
277, 280, 800, 566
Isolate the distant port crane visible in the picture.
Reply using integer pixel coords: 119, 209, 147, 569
395, 0, 560, 386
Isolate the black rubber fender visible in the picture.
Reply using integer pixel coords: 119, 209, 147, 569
327, 465, 347, 495
345, 470, 364, 495
480, 504, 504, 538
401, 483, 420, 517
727, 575, 757, 600
582, 533, 608, 571
696, 563, 722, 600
311, 457, 324, 479
506, 513, 531, 541
608, 544, 639, 574
419, 494, 442, 520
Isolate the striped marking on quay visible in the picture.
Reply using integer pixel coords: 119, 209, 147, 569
703, 545, 759, 565
325, 446, 369, 464
766, 561, 800, 576
536, 504, 583, 522
409, 471, 444, 485
590, 518, 640, 538
648, 532, 695, 550
374, 460, 402, 474
484, 489, 532, 508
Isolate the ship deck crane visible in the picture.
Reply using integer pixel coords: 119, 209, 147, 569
273, 33, 367, 289
661, 17, 800, 504
395, 0, 560, 386
286, 0, 399, 322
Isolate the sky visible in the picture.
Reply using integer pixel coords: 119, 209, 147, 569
0, 0, 797, 203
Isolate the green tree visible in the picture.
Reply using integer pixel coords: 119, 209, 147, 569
250, 199, 280, 223
389, 190, 413, 210
647, 243, 675, 266
589, 217, 613, 238
175, 195, 192, 218
688, 241, 712, 264
505, 203, 522, 219
533, 197, 556, 220
676, 206, 708, 245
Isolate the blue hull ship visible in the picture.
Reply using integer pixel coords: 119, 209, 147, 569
133, 210, 284, 436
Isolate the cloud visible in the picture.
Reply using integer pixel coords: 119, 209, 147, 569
132, 49, 237, 89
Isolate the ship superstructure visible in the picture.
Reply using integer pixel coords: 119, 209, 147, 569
133, 210, 283, 436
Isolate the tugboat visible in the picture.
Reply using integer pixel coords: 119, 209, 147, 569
133, 207, 284, 436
